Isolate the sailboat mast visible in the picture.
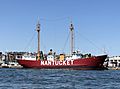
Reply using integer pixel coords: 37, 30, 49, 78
70, 22, 74, 55
36, 20, 40, 60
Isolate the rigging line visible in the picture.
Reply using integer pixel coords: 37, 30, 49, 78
62, 31, 70, 53
39, 17, 70, 22
40, 35, 46, 53
75, 30, 104, 53
24, 31, 36, 51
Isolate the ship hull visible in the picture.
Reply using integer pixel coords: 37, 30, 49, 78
17, 55, 107, 70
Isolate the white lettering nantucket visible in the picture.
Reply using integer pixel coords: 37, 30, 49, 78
40, 60, 74, 66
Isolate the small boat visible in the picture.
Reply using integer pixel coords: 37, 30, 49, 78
17, 20, 107, 70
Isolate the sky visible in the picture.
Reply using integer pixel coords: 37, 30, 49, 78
0, 0, 120, 56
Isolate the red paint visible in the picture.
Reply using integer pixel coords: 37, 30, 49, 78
17, 55, 107, 70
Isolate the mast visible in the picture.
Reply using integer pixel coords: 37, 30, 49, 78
36, 20, 40, 60
70, 22, 74, 55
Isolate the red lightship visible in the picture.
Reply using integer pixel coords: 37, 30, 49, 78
17, 21, 107, 70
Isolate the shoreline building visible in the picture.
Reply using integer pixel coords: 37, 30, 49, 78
107, 56, 120, 68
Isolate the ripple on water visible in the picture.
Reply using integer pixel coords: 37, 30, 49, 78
0, 69, 120, 89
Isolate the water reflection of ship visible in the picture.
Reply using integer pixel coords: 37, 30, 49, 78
17, 20, 107, 70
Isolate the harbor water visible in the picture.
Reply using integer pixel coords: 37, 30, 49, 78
0, 69, 120, 89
